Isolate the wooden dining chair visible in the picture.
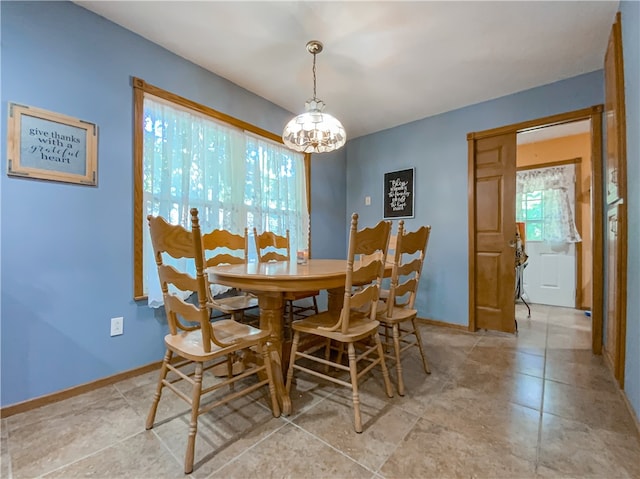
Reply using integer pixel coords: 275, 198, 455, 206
146, 209, 280, 474
376, 232, 397, 301
202, 227, 258, 323
377, 220, 432, 396
253, 228, 319, 325
285, 213, 394, 433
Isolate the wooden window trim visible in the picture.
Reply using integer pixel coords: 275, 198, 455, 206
132, 77, 311, 300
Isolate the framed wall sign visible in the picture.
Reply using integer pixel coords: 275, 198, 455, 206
384, 167, 414, 219
7, 103, 97, 186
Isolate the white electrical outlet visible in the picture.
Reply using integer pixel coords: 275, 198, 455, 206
110, 317, 124, 336
365, 196, 371, 206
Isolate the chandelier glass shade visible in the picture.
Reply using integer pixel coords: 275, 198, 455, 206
282, 41, 346, 154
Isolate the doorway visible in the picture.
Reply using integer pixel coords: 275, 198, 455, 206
467, 105, 604, 356
515, 120, 592, 311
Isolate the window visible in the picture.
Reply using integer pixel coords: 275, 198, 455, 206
515, 164, 581, 244
133, 78, 310, 302
516, 190, 544, 241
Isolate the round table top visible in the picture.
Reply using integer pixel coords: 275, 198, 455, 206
207, 259, 349, 292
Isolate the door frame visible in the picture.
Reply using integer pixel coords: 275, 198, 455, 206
468, 105, 604, 354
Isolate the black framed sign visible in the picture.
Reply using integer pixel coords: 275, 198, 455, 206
383, 167, 414, 219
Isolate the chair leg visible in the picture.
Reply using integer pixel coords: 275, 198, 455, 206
146, 349, 172, 429
259, 342, 281, 417
374, 332, 394, 398
288, 300, 295, 327
184, 362, 203, 475
392, 323, 405, 396
312, 295, 319, 314
412, 318, 431, 374
227, 353, 235, 391
336, 342, 345, 367
347, 342, 363, 433
285, 331, 300, 395
324, 338, 332, 373
383, 323, 391, 353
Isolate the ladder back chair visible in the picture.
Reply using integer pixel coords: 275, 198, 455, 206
377, 220, 432, 396
146, 209, 280, 474
285, 213, 394, 433
377, 232, 397, 301
253, 228, 320, 325
202, 227, 258, 323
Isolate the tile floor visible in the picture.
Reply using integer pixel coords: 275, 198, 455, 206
2, 304, 639, 478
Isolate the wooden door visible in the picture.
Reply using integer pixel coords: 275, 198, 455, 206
603, 11, 627, 388
604, 12, 626, 205
605, 203, 626, 386
469, 132, 517, 333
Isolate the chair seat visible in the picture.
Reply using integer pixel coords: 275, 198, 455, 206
209, 294, 258, 314
164, 320, 270, 361
291, 311, 380, 343
376, 304, 418, 324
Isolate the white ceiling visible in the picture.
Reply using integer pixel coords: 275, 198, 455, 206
75, 1, 618, 140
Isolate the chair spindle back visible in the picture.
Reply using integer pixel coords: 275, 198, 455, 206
386, 221, 431, 313
254, 228, 290, 262
147, 208, 213, 351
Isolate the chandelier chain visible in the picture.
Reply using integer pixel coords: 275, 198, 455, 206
312, 51, 317, 100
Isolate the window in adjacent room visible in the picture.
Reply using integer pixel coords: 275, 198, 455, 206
515, 164, 581, 244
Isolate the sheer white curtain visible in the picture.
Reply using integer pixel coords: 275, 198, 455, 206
143, 95, 308, 307
246, 134, 310, 257
516, 165, 582, 243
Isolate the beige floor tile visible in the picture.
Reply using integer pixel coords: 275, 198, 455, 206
121, 376, 192, 424
545, 356, 616, 392
4, 306, 637, 479
285, 368, 339, 420
1, 419, 11, 479
535, 464, 582, 478
417, 341, 469, 378
477, 330, 547, 357
384, 367, 450, 417
6, 385, 123, 433
151, 394, 285, 479
419, 324, 480, 352
451, 358, 544, 411
113, 369, 160, 395
546, 308, 591, 328
423, 385, 540, 462
291, 393, 418, 471
547, 324, 592, 350
7, 394, 142, 478
42, 431, 184, 478
209, 423, 372, 479
467, 344, 545, 378
539, 412, 640, 478
543, 380, 637, 435
545, 347, 603, 366
379, 418, 536, 479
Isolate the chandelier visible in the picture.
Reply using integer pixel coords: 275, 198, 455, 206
282, 40, 346, 153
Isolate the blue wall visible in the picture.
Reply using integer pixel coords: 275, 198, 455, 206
620, 0, 640, 421
346, 71, 604, 326
345, 3, 639, 420
1, 1, 637, 424
0, 1, 345, 406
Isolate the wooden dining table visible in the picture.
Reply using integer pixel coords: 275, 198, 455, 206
207, 258, 351, 414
